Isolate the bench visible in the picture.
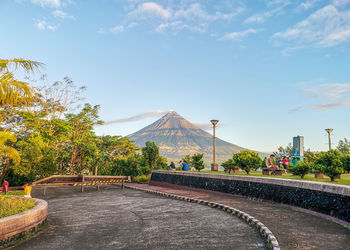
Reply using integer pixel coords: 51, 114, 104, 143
262, 168, 283, 176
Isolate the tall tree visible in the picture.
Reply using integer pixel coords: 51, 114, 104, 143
0, 131, 20, 183
142, 141, 159, 170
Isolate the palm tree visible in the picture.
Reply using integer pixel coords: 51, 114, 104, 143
0, 58, 43, 106
0, 131, 20, 183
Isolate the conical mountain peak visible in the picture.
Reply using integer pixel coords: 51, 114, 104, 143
127, 111, 246, 165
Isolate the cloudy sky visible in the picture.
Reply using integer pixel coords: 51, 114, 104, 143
1, 0, 350, 152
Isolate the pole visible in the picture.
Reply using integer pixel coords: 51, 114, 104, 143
213, 125, 216, 167
210, 120, 219, 171
325, 128, 333, 151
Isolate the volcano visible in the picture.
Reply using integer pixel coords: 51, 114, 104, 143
127, 111, 247, 166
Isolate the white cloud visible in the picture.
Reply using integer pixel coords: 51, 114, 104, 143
293, 83, 350, 111
109, 25, 124, 34
244, 15, 265, 24
35, 20, 57, 31
129, 2, 171, 19
272, 4, 350, 48
220, 28, 260, 41
52, 10, 73, 19
298, 0, 320, 10
31, 0, 61, 8
244, 0, 291, 24
127, 2, 243, 33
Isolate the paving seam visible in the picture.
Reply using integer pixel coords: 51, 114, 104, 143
125, 185, 280, 250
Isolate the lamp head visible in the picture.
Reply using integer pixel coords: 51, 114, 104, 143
325, 128, 333, 133
210, 120, 219, 126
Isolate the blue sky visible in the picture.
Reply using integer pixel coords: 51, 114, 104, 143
1, 0, 350, 152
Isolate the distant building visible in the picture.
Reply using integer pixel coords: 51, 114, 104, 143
293, 136, 304, 157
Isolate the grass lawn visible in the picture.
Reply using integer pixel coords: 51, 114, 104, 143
183, 170, 350, 185
0, 194, 35, 218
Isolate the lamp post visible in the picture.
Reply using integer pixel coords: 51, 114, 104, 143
325, 128, 333, 151
210, 120, 219, 171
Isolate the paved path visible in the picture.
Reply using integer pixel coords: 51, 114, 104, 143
126, 183, 350, 250
13, 186, 265, 250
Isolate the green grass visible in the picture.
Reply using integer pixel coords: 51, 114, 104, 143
133, 174, 151, 183
182, 170, 350, 185
0, 195, 36, 218
7, 190, 25, 196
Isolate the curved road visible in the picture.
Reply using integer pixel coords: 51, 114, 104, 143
14, 186, 265, 250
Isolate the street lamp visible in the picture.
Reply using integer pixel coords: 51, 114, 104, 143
325, 128, 333, 151
210, 120, 219, 171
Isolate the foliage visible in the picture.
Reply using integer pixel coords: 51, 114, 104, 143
133, 174, 151, 183
273, 143, 293, 163
0, 196, 36, 218
313, 150, 344, 181
304, 149, 318, 163
0, 131, 21, 184
337, 138, 350, 154
192, 153, 204, 172
111, 154, 149, 177
232, 150, 262, 175
221, 158, 238, 173
341, 154, 350, 173
155, 155, 169, 170
0, 58, 42, 106
288, 160, 311, 178
142, 141, 159, 170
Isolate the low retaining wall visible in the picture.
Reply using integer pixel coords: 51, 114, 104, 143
150, 171, 350, 222
0, 198, 48, 248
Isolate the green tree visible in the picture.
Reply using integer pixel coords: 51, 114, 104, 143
273, 143, 293, 164
221, 158, 238, 173
232, 150, 261, 175
341, 154, 350, 173
0, 58, 42, 106
155, 156, 168, 170
337, 138, 350, 154
142, 141, 159, 170
0, 131, 20, 183
288, 160, 311, 179
313, 150, 344, 181
192, 153, 204, 172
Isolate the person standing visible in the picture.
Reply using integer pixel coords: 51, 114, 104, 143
2, 179, 9, 195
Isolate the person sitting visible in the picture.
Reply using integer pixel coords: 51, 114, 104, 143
169, 161, 176, 170
267, 154, 278, 169
182, 161, 189, 171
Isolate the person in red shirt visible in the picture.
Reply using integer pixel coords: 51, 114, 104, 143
282, 158, 289, 168
2, 179, 9, 195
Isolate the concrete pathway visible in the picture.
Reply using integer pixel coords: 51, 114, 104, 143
126, 183, 350, 250
13, 186, 265, 250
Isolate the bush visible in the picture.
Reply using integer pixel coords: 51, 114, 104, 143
232, 150, 262, 175
133, 174, 151, 183
341, 154, 350, 173
221, 158, 239, 173
192, 154, 205, 172
313, 150, 344, 181
288, 160, 311, 178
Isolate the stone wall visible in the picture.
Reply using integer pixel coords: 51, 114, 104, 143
150, 171, 350, 222
0, 198, 48, 248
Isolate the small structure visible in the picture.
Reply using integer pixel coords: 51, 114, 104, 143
210, 120, 219, 171
292, 136, 304, 165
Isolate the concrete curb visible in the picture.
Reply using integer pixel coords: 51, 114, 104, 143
126, 185, 280, 250
0, 198, 48, 249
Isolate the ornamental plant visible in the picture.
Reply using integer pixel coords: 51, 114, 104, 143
192, 153, 205, 172
313, 150, 344, 181
341, 154, 350, 173
288, 160, 311, 179
232, 150, 261, 175
221, 158, 239, 173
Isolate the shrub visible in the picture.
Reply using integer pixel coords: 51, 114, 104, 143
288, 160, 311, 179
313, 150, 344, 181
232, 150, 262, 175
133, 174, 151, 183
341, 154, 350, 173
192, 154, 205, 172
221, 159, 239, 173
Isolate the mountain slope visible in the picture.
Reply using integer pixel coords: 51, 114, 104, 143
127, 111, 247, 164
